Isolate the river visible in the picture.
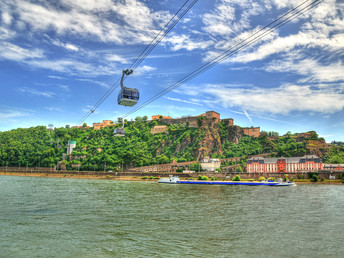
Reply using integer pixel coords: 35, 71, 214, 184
0, 175, 343, 257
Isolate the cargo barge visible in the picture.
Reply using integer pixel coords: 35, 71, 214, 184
158, 176, 296, 186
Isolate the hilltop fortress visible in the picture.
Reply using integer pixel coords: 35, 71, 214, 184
150, 111, 260, 138
91, 111, 260, 138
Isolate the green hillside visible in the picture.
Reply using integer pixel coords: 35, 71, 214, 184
0, 119, 343, 171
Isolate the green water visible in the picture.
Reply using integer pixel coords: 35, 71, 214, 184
0, 176, 343, 257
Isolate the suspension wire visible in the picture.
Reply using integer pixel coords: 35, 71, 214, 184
122, 0, 324, 119
130, 0, 199, 71
129, 0, 192, 70
77, 0, 198, 125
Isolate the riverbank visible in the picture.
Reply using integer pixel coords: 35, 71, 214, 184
1, 171, 343, 184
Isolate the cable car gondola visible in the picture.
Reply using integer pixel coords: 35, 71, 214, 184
114, 118, 125, 137
114, 127, 125, 137
117, 69, 139, 107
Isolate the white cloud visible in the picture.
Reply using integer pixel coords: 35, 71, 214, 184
106, 54, 128, 64
134, 65, 157, 75
0, 27, 15, 40
0, 42, 44, 61
28, 58, 115, 76
0, 109, 30, 121
18, 87, 56, 98
2, 12, 12, 25
44, 107, 63, 112
165, 96, 203, 106
265, 58, 344, 83
48, 75, 66, 80
76, 78, 110, 89
58, 85, 70, 91
165, 34, 213, 51
179, 83, 344, 115
2, 0, 170, 45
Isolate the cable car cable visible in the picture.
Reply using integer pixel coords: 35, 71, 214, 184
122, 0, 323, 119
77, 0, 198, 125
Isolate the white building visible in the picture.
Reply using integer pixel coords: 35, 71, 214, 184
200, 157, 221, 172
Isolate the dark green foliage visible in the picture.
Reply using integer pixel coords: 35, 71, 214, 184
311, 174, 319, 182
322, 146, 344, 163
232, 175, 241, 181
198, 175, 209, 180
308, 172, 319, 180
1, 120, 343, 171
297, 174, 305, 179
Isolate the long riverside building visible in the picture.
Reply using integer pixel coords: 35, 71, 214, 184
246, 155, 323, 173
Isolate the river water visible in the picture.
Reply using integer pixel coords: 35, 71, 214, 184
0, 176, 343, 257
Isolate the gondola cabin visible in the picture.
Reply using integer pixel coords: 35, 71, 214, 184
117, 87, 139, 106
114, 127, 125, 137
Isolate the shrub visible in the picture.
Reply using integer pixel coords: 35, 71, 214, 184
308, 172, 319, 180
210, 176, 216, 181
258, 176, 266, 182
202, 176, 209, 181
311, 174, 319, 182
141, 176, 148, 179
320, 177, 325, 182
153, 177, 160, 179
289, 176, 294, 182
248, 179, 254, 182
198, 175, 209, 180
297, 174, 305, 179
149, 176, 154, 179
284, 175, 289, 182
268, 177, 276, 182
232, 175, 241, 181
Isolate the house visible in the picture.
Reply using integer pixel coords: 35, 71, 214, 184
93, 120, 114, 130
200, 157, 221, 172
246, 155, 323, 173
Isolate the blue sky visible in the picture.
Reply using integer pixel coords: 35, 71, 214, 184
0, 0, 343, 142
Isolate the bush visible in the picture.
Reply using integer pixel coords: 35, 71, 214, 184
198, 175, 209, 180
308, 172, 319, 180
141, 176, 148, 179
258, 176, 266, 182
289, 176, 294, 182
268, 177, 276, 182
297, 174, 305, 179
232, 175, 241, 181
248, 179, 254, 182
284, 175, 289, 182
149, 176, 154, 179
311, 174, 319, 182
210, 176, 216, 181
320, 177, 325, 182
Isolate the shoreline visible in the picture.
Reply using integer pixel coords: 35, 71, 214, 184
0, 172, 343, 184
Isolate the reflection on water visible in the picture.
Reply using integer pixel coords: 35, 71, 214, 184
0, 176, 343, 257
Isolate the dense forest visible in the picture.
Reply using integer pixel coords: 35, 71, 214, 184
0, 119, 343, 171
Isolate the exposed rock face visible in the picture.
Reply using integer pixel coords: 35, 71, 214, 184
306, 139, 328, 157
196, 118, 222, 160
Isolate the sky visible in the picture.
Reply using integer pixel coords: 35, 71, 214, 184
0, 0, 343, 142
